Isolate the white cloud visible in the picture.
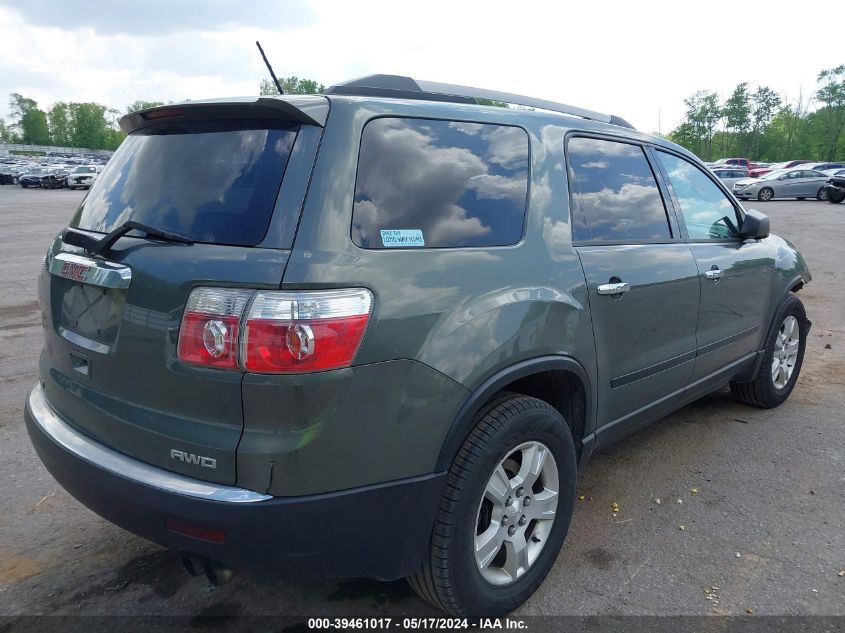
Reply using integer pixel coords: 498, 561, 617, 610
0, 0, 840, 137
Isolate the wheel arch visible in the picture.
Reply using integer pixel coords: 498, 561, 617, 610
735, 275, 811, 383
435, 356, 594, 473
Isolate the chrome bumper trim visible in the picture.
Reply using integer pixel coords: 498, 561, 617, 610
27, 384, 272, 503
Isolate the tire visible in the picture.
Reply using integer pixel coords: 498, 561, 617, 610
816, 188, 828, 202
757, 188, 774, 201
797, 197, 805, 201
828, 189, 844, 204
730, 295, 808, 408
408, 394, 577, 616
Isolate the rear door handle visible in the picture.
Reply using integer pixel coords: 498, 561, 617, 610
704, 268, 723, 281
597, 282, 630, 296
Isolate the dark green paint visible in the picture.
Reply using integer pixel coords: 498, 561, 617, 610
32, 95, 811, 497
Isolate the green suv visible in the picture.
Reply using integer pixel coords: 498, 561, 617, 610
25, 75, 811, 616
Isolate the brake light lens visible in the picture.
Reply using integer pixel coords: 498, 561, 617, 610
177, 288, 253, 369
243, 289, 373, 373
142, 108, 185, 120
177, 287, 373, 374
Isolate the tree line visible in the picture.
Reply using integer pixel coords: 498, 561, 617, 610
0, 76, 327, 151
0, 95, 168, 151
667, 65, 845, 162
10, 68, 839, 159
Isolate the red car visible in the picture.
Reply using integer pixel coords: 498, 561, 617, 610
714, 157, 759, 170
749, 160, 813, 178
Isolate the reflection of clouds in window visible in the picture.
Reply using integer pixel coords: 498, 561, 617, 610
73, 124, 296, 246
274, 133, 294, 156
469, 174, 526, 204
120, 130, 267, 233
568, 137, 669, 242
353, 118, 528, 248
621, 173, 650, 184
575, 137, 641, 158
481, 125, 529, 169
448, 121, 484, 136
578, 184, 668, 240
82, 137, 140, 232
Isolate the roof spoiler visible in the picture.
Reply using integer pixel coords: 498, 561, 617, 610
326, 74, 635, 130
119, 95, 329, 134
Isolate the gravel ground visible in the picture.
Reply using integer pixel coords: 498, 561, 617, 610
0, 186, 842, 619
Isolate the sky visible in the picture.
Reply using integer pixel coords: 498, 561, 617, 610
1, 0, 841, 134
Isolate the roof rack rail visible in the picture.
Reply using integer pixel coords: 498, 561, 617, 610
325, 74, 635, 130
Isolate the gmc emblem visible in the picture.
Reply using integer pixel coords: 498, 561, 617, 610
170, 449, 217, 470
59, 261, 90, 282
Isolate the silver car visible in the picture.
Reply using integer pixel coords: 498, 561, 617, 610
711, 166, 750, 187
733, 168, 831, 201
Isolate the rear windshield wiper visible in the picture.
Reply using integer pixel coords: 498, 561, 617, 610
62, 220, 194, 255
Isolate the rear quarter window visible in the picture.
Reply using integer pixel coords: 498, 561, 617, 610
351, 117, 529, 249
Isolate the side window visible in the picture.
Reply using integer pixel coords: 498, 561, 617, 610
351, 118, 529, 249
567, 137, 671, 243
655, 150, 741, 241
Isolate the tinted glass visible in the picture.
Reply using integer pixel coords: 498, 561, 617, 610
803, 170, 825, 178
567, 137, 670, 242
655, 150, 740, 240
352, 118, 528, 248
72, 120, 299, 247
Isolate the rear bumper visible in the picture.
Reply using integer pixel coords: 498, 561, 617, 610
25, 384, 445, 580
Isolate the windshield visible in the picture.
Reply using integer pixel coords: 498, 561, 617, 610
73, 166, 95, 174
26, 168, 46, 176
71, 119, 300, 247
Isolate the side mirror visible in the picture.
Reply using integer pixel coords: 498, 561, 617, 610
740, 209, 770, 239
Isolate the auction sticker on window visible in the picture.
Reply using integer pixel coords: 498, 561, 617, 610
380, 229, 425, 248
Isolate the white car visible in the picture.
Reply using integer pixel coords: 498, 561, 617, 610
67, 165, 101, 190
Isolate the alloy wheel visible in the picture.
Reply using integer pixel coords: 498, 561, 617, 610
474, 441, 559, 586
771, 315, 800, 390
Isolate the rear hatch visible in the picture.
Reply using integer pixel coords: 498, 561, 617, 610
38, 97, 326, 485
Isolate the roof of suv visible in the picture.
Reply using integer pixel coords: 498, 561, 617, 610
126, 74, 695, 162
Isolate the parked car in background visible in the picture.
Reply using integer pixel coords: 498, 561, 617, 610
711, 166, 750, 187
733, 168, 830, 201
714, 157, 761, 171
18, 168, 49, 188
0, 167, 17, 185
41, 167, 71, 189
749, 160, 812, 179
822, 168, 845, 178
823, 173, 845, 204
67, 165, 101, 190
801, 161, 845, 172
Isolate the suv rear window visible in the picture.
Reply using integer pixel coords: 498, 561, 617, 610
351, 117, 529, 249
71, 120, 299, 247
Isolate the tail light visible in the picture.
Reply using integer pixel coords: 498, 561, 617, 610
177, 288, 253, 369
177, 287, 373, 374
242, 289, 373, 373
